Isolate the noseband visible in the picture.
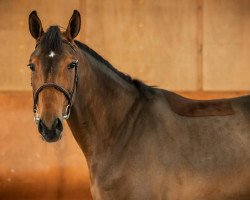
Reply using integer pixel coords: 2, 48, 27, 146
33, 40, 78, 124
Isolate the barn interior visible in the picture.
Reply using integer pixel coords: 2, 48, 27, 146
0, 1, 250, 199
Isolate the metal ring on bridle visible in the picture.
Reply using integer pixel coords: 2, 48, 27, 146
63, 105, 71, 119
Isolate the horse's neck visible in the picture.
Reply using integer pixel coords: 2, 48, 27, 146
67, 50, 138, 162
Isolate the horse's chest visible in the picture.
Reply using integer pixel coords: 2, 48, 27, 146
90, 178, 127, 200
90, 172, 158, 200
90, 183, 103, 200
90, 175, 132, 200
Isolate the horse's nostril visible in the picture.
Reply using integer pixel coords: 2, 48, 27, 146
38, 118, 63, 134
53, 118, 63, 132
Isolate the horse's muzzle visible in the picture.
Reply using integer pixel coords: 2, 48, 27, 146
38, 118, 63, 142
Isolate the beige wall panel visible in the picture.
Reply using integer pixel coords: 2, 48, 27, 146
84, 0, 199, 90
0, 0, 81, 90
203, 0, 250, 91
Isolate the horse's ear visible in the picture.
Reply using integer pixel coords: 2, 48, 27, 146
29, 11, 44, 40
66, 10, 81, 40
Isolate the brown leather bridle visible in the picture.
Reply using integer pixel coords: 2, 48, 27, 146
33, 40, 78, 123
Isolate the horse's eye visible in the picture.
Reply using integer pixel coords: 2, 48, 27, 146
68, 61, 78, 69
27, 63, 35, 71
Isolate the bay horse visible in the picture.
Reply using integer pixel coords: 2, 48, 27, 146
28, 10, 250, 200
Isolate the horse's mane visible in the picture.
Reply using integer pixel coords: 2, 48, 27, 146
74, 40, 154, 92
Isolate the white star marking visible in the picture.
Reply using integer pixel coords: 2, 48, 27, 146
48, 51, 56, 58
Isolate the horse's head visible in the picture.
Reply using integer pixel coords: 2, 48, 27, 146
28, 10, 81, 142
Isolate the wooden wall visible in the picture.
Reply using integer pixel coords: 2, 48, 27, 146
0, 0, 250, 91
203, 0, 250, 90
1, 1, 250, 199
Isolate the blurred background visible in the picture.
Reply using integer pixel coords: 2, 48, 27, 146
0, 0, 250, 199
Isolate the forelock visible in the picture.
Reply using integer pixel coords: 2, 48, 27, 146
40, 26, 63, 53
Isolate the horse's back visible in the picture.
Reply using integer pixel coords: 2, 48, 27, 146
153, 90, 250, 172
144, 90, 250, 200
